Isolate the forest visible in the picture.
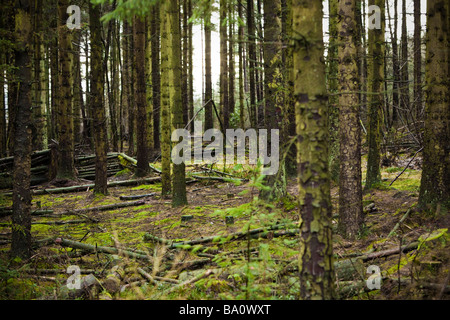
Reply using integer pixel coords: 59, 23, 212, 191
0, 0, 448, 302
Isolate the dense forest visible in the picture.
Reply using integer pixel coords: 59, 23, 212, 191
0, 0, 448, 302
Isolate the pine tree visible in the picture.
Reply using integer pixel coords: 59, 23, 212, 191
418, 0, 449, 211
89, 1, 108, 195
337, 0, 363, 239
292, 0, 335, 300
365, 0, 385, 190
11, 0, 33, 259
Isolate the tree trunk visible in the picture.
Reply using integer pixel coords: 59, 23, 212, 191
57, 0, 76, 180
413, 0, 423, 131
204, 2, 213, 131
365, 0, 385, 190
247, 0, 257, 128
134, 16, 150, 177
260, 0, 285, 201
89, 1, 108, 195
169, 0, 188, 207
292, 0, 335, 300
418, 0, 449, 210
400, 0, 410, 121
337, 0, 363, 239
11, 0, 33, 259
220, 0, 229, 130
151, 4, 161, 151
160, 0, 171, 196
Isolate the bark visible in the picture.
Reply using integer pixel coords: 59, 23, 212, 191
413, 0, 423, 126
292, 0, 335, 300
400, 0, 410, 117
238, 1, 245, 128
169, 0, 188, 207
134, 16, 150, 177
204, 2, 213, 130
57, 0, 76, 180
365, 0, 385, 190
160, 0, 171, 196
11, 0, 33, 259
247, 0, 257, 128
89, 2, 108, 195
260, 0, 285, 201
151, 4, 161, 151
220, 0, 229, 129
418, 0, 449, 210
337, 0, 363, 239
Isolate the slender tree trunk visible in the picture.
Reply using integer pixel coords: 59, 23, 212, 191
337, 0, 363, 239
220, 0, 229, 129
328, 0, 339, 183
413, 0, 423, 131
228, 0, 235, 118
260, 0, 285, 201
204, 1, 213, 130
400, 0, 410, 119
134, 16, 150, 177
418, 0, 449, 210
169, 0, 187, 207
89, 1, 108, 195
238, 0, 245, 129
145, 17, 154, 152
365, 0, 385, 190
292, 0, 335, 300
247, 0, 257, 128
0, 52, 6, 157
387, 0, 400, 126
151, 4, 161, 151
57, 0, 76, 180
11, 0, 33, 259
72, 29, 82, 146
187, 0, 194, 134
160, 0, 171, 196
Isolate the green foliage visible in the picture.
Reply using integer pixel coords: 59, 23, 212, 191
92, 0, 159, 22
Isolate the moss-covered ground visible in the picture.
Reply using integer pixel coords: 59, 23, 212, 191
0, 156, 448, 300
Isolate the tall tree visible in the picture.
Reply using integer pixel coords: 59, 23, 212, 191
220, 0, 229, 129
134, 15, 150, 177
337, 0, 363, 239
160, 0, 171, 196
418, 0, 449, 211
11, 0, 33, 259
89, 1, 108, 195
400, 0, 410, 117
238, 0, 245, 128
327, 0, 339, 182
169, 0, 188, 207
365, 0, 385, 190
204, 0, 213, 130
151, 3, 161, 151
413, 0, 422, 125
57, 0, 76, 180
247, 0, 257, 128
260, 0, 285, 200
292, 0, 335, 300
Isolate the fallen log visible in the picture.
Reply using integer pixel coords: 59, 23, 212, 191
2, 177, 162, 196
118, 153, 162, 174
119, 193, 156, 200
58, 200, 146, 215
55, 237, 153, 262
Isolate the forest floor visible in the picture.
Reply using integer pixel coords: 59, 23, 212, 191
0, 153, 448, 300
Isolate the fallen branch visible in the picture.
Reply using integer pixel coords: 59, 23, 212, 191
387, 208, 412, 238
55, 237, 153, 262
59, 200, 146, 215
119, 193, 156, 201
389, 147, 423, 186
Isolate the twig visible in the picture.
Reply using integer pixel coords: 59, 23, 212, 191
387, 208, 412, 238
389, 147, 423, 186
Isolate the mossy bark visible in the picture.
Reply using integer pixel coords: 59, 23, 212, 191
220, 0, 229, 129
204, 2, 213, 130
160, 0, 171, 196
418, 0, 449, 211
56, 0, 76, 180
337, 0, 363, 239
11, 0, 33, 259
169, 0, 188, 207
134, 16, 150, 177
260, 0, 286, 201
292, 0, 336, 300
365, 0, 385, 190
89, 1, 108, 195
